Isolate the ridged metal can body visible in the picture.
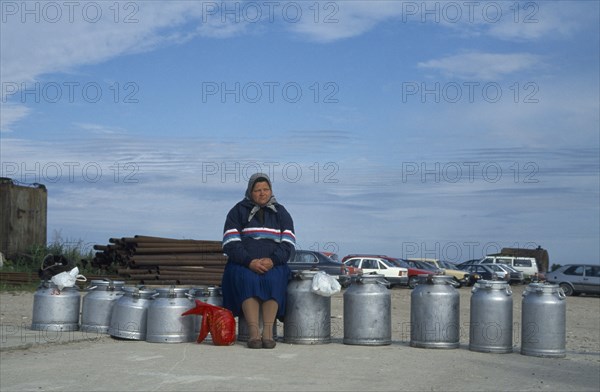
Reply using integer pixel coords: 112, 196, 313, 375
108, 287, 155, 340
521, 283, 566, 358
410, 275, 460, 349
343, 274, 391, 346
31, 281, 81, 332
190, 286, 223, 342
469, 280, 513, 353
146, 287, 195, 343
284, 270, 331, 344
80, 279, 125, 334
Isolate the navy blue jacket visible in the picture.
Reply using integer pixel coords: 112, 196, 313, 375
222, 199, 295, 266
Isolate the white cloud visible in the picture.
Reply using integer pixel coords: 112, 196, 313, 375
287, 1, 403, 43
0, 104, 30, 132
0, 3, 204, 87
486, 1, 594, 41
417, 52, 543, 80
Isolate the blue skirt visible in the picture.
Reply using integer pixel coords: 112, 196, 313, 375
221, 262, 291, 320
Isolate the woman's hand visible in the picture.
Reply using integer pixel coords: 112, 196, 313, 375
249, 258, 274, 274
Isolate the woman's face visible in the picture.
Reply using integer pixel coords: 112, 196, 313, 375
251, 180, 272, 206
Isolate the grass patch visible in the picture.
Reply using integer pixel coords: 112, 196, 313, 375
0, 236, 102, 291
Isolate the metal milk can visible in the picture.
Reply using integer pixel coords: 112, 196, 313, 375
190, 286, 224, 342
284, 270, 331, 344
146, 287, 195, 343
410, 275, 460, 349
469, 280, 513, 353
80, 279, 125, 334
521, 283, 566, 358
31, 280, 81, 332
108, 286, 156, 340
343, 274, 391, 346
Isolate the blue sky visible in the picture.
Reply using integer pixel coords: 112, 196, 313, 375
1, 0, 599, 265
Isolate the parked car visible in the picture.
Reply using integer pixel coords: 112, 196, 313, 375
392, 258, 436, 289
477, 255, 540, 282
403, 259, 444, 275
479, 263, 510, 281
459, 264, 505, 283
288, 250, 351, 287
495, 263, 525, 284
321, 252, 339, 261
342, 255, 409, 288
546, 264, 600, 296
407, 258, 471, 287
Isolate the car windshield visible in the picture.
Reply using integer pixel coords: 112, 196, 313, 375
439, 260, 458, 269
409, 260, 437, 271
486, 264, 504, 272
379, 258, 396, 268
393, 259, 410, 268
498, 264, 518, 273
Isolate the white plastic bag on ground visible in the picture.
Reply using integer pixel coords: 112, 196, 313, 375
51, 267, 87, 290
310, 271, 341, 297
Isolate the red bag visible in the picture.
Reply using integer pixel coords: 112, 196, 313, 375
182, 300, 236, 346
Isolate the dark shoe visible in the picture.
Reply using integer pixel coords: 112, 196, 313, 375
247, 338, 262, 349
262, 339, 276, 349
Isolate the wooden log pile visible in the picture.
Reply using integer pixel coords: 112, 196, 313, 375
92, 235, 226, 286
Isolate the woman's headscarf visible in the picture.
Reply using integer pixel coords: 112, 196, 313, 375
245, 173, 278, 222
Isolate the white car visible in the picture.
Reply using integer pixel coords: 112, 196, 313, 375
343, 256, 408, 287
546, 264, 600, 296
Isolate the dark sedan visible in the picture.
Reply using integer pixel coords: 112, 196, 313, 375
288, 250, 351, 287
403, 259, 444, 275
459, 264, 504, 283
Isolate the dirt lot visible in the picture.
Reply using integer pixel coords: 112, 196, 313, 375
4, 284, 596, 351
0, 284, 599, 391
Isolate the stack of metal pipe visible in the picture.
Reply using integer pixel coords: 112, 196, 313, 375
92, 235, 226, 286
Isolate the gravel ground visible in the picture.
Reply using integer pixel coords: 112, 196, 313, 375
0, 284, 599, 391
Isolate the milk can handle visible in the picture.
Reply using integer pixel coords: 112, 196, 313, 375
505, 286, 513, 296
557, 287, 567, 299
377, 279, 390, 288
105, 279, 116, 290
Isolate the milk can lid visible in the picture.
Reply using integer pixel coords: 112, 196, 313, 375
524, 282, 561, 294
357, 273, 387, 284
473, 280, 509, 289
418, 274, 454, 285
154, 287, 191, 297
87, 279, 125, 289
190, 285, 222, 297
122, 286, 156, 297
295, 270, 319, 280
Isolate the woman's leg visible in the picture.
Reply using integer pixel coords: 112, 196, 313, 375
261, 299, 278, 341
242, 297, 261, 341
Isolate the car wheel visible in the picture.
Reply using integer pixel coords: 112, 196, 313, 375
559, 283, 574, 296
408, 276, 419, 289
453, 278, 463, 289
